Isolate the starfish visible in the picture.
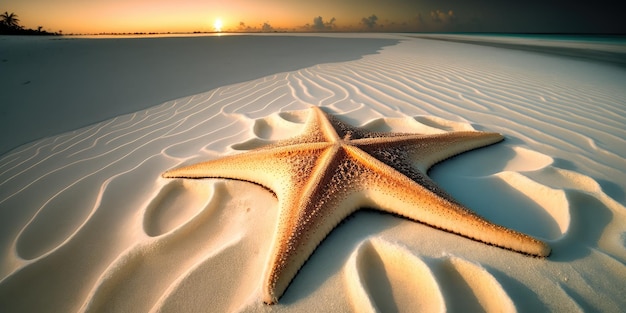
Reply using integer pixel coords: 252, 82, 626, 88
162, 106, 551, 304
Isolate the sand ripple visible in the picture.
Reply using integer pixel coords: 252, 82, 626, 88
1, 37, 625, 312
346, 238, 444, 313
143, 180, 216, 237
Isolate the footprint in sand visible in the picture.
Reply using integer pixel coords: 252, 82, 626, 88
429, 140, 572, 241
527, 167, 626, 261
231, 111, 308, 151
345, 238, 445, 313
252, 111, 307, 140
143, 179, 216, 237
361, 115, 474, 134
493, 171, 570, 240
345, 238, 516, 313
433, 256, 516, 313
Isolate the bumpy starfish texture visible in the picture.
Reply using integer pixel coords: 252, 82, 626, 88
162, 107, 551, 304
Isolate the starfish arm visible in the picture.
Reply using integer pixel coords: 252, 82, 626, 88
407, 131, 504, 173
346, 146, 551, 257
354, 131, 504, 173
261, 146, 362, 304
310, 106, 341, 142
261, 107, 340, 150
162, 107, 551, 306
162, 143, 329, 196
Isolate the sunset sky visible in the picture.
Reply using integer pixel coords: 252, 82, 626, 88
4, 0, 624, 34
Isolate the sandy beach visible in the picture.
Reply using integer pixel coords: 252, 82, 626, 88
0, 34, 399, 155
1, 33, 625, 312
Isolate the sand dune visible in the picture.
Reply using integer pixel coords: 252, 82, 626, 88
1, 34, 625, 312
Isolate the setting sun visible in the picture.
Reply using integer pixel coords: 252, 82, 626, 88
214, 18, 223, 32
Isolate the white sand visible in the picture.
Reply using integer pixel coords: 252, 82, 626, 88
0, 34, 398, 155
1, 34, 625, 312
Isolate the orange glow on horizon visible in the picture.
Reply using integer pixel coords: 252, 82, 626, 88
10, 0, 624, 35
6, 0, 425, 34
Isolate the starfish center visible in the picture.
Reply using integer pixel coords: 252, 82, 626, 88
161, 107, 551, 305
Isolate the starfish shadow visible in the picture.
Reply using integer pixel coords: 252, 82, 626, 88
279, 212, 403, 305
548, 191, 616, 263
429, 141, 565, 239
481, 264, 549, 311
433, 141, 623, 263
595, 179, 625, 204
554, 157, 625, 203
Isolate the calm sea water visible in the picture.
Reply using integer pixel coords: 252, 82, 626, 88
447, 33, 626, 45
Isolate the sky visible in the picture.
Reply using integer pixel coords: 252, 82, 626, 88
3, 0, 625, 34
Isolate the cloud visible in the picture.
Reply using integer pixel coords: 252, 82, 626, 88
430, 10, 456, 23
238, 21, 252, 31
311, 16, 336, 31
361, 14, 378, 29
262, 22, 273, 32
413, 9, 463, 32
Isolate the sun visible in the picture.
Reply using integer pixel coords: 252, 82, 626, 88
214, 18, 223, 32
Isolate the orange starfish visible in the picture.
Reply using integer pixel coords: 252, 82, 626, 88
162, 106, 550, 304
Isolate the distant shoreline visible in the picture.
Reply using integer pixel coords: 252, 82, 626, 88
409, 34, 626, 67
0, 34, 400, 155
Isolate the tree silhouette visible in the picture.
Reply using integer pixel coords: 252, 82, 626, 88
1, 11, 58, 35
1, 11, 21, 29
